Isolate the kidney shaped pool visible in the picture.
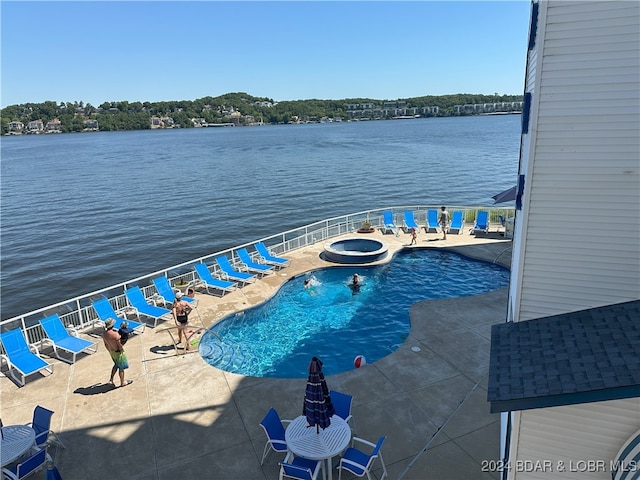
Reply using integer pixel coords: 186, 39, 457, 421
199, 248, 509, 378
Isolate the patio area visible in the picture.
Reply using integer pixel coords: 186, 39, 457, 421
1, 229, 512, 480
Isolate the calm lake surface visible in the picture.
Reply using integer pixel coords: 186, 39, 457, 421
0, 115, 520, 320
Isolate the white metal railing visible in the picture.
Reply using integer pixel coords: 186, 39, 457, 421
0, 205, 515, 347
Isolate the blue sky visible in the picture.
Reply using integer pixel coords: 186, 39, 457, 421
1, 1, 531, 107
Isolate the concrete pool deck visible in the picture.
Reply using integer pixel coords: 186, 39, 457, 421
0, 227, 512, 480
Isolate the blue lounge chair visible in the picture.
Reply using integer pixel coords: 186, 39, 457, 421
403, 211, 419, 232
194, 263, 236, 295
449, 211, 464, 234
0, 329, 53, 387
382, 211, 397, 234
236, 248, 274, 274
215, 256, 256, 284
152, 276, 198, 307
255, 242, 290, 267
425, 209, 439, 233
92, 298, 145, 334
39, 314, 97, 364
471, 210, 490, 235
125, 286, 173, 327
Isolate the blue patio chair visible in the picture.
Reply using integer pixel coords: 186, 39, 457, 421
471, 210, 490, 235
330, 390, 355, 431
337, 436, 388, 480
28, 405, 64, 448
259, 407, 291, 465
39, 314, 97, 364
236, 248, 274, 274
402, 211, 419, 232
279, 453, 322, 480
91, 298, 145, 334
382, 211, 397, 234
152, 276, 198, 307
194, 263, 237, 296
0, 329, 53, 387
255, 242, 290, 267
425, 209, 439, 233
214, 256, 256, 284
449, 211, 464, 234
125, 286, 172, 327
1, 446, 50, 480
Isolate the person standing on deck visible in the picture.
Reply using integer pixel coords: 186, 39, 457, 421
172, 291, 192, 347
410, 227, 418, 245
103, 318, 132, 387
439, 206, 450, 240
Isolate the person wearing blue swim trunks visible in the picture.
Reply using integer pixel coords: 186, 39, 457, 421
103, 318, 132, 387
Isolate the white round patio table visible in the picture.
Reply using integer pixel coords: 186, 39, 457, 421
1, 425, 36, 467
285, 415, 351, 480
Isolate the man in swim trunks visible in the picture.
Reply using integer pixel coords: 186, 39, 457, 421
103, 318, 131, 387
439, 206, 450, 240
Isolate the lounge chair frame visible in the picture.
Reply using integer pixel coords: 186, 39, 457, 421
381, 211, 398, 235
471, 210, 490, 235
448, 211, 465, 235
151, 276, 202, 322
402, 211, 419, 232
0, 329, 53, 387
425, 210, 440, 233
91, 298, 146, 334
194, 263, 237, 296
39, 314, 97, 364
255, 242, 290, 268
236, 248, 274, 275
215, 256, 256, 284
125, 286, 173, 328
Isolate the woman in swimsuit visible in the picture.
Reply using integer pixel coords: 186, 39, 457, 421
172, 291, 192, 346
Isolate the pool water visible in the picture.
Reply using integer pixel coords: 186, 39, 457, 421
199, 249, 509, 378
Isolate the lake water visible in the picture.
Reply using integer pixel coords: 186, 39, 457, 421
0, 115, 520, 320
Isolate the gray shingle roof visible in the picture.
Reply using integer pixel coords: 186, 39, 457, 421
488, 300, 640, 413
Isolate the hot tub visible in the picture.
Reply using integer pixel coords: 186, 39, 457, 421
323, 238, 388, 264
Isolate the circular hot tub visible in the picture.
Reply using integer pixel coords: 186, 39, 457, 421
323, 237, 388, 264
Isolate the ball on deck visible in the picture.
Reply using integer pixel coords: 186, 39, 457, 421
354, 355, 366, 368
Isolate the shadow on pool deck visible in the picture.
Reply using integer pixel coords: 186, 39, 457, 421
1, 239, 511, 480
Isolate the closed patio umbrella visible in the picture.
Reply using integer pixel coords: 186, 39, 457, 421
303, 356, 335, 433
492, 185, 517, 204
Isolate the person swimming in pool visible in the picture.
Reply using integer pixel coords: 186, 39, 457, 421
349, 273, 362, 294
304, 276, 321, 294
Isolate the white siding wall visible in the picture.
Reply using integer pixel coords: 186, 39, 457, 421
515, 0, 640, 320
506, 3, 640, 479
513, 399, 640, 480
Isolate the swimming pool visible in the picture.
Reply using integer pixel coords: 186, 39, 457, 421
199, 248, 509, 378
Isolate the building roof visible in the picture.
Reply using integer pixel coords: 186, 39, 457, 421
488, 300, 640, 413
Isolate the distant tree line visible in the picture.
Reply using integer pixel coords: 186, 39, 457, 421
1, 92, 522, 134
